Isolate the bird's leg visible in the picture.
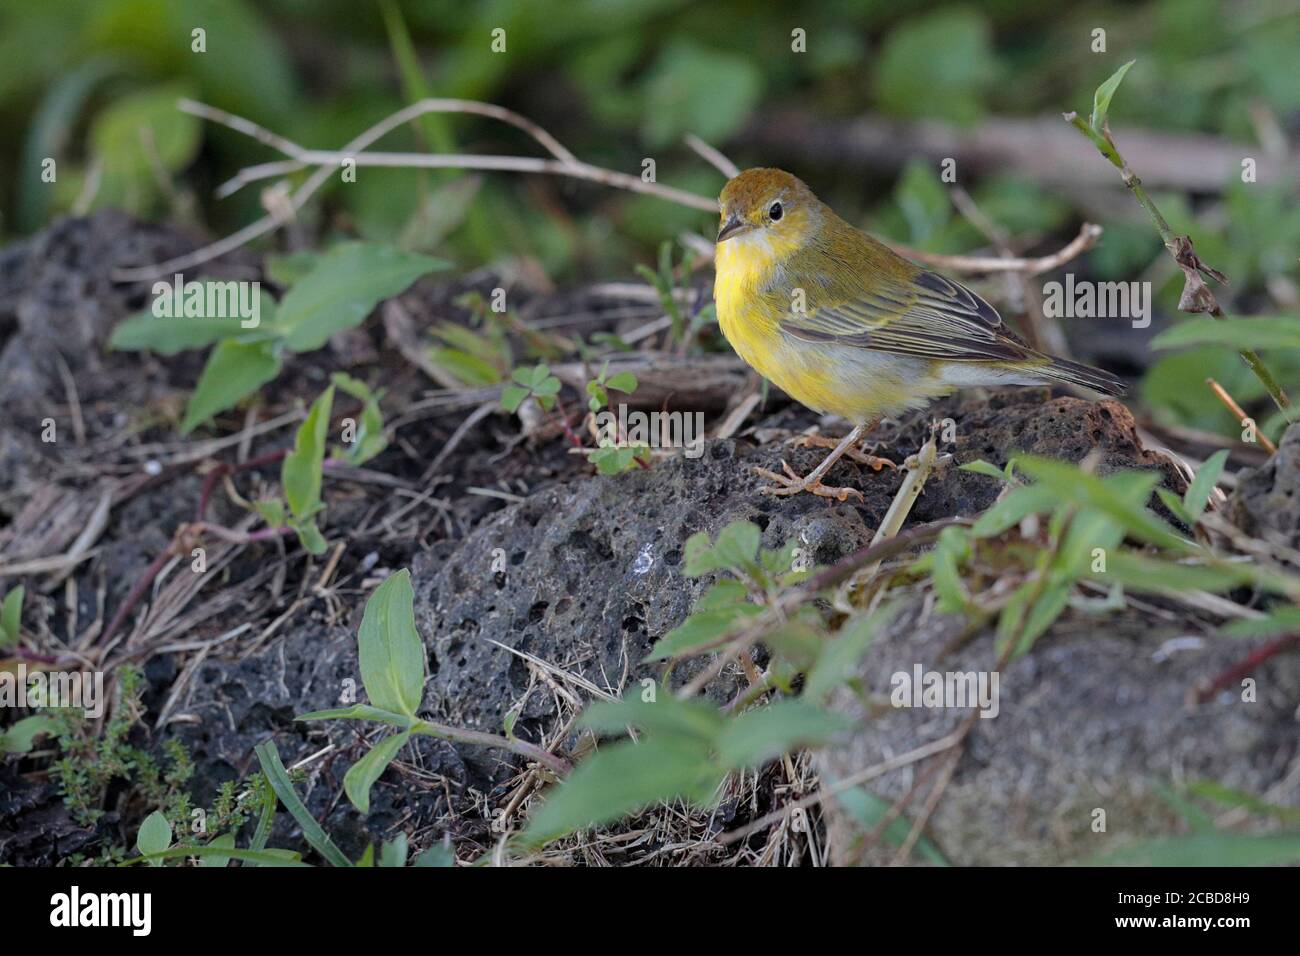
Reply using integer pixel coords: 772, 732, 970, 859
789, 423, 897, 471
756, 423, 871, 501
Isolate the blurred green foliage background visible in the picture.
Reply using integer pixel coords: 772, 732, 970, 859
1, 0, 1298, 439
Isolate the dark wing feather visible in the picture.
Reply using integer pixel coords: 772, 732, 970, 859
781, 269, 1032, 362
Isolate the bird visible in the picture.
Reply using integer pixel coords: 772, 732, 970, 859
713, 168, 1125, 501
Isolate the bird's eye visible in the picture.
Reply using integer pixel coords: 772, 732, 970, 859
768, 201, 783, 221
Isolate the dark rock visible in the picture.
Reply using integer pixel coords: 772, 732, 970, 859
1232, 422, 1300, 556
818, 600, 1300, 866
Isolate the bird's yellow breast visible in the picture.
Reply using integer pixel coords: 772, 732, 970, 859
714, 233, 934, 423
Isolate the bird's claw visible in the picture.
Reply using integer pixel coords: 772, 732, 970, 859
754, 463, 865, 502
788, 433, 897, 471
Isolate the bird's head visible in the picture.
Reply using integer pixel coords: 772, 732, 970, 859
716, 168, 819, 248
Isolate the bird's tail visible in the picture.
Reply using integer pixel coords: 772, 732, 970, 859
1032, 354, 1126, 396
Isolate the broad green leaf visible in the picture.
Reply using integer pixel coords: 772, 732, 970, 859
181, 338, 282, 434
283, 386, 333, 523
357, 569, 425, 718
110, 288, 276, 355
275, 242, 445, 352
254, 740, 352, 867
875, 10, 995, 124
715, 701, 849, 769
0, 714, 58, 754
579, 692, 725, 742
1090, 59, 1135, 131
135, 846, 306, 867
344, 730, 411, 814
1151, 315, 1300, 351
136, 810, 172, 864
523, 735, 722, 845
0, 585, 23, 646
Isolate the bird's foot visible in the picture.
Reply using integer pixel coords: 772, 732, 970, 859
788, 433, 898, 471
755, 461, 865, 501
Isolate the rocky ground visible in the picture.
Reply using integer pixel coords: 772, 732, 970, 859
1, 213, 1295, 865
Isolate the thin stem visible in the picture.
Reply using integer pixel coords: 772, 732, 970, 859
1064, 111, 1293, 420
413, 719, 571, 776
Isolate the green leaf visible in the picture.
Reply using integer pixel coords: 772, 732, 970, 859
959, 459, 1010, 480
292, 519, 328, 556
413, 843, 455, 867
110, 288, 277, 355
283, 385, 333, 523
296, 704, 411, 726
136, 810, 172, 863
523, 736, 723, 845
579, 693, 726, 742
876, 10, 995, 124
344, 730, 411, 814
605, 372, 638, 394
1092, 831, 1300, 867
1183, 450, 1229, 521
644, 603, 762, 661
640, 41, 762, 149
330, 372, 388, 465
274, 242, 445, 352
0, 714, 58, 754
254, 499, 287, 529
970, 485, 1059, 537
715, 701, 848, 769
379, 832, 409, 867
806, 607, 894, 701
88, 82, 200, 214
254, 740, 352, 867
1221, 606, 1300, 638
429, 347, 503, 387
1090, 59, 1136, 132
1151, 315, 1300, 351
836, 788, 950, 865
181, 338, 282, 434
500, 384, 530, 413
0, 585, 24, 647
199, 832, 237, 868
357, 569, 425, 718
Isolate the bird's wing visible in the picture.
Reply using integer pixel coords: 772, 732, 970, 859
781, 270, 1032, 362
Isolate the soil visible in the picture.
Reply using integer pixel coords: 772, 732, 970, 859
1, 212, 1294, 866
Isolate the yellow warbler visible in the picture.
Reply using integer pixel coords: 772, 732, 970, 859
713, 168, 1124, 501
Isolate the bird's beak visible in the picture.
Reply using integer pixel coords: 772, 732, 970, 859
716, 214, 750, 244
